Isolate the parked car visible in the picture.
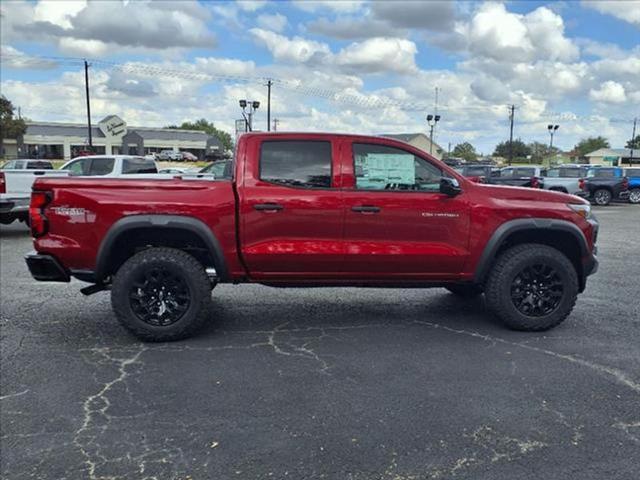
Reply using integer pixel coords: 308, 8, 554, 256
26, 132, 598, 341
0, 168, 70, 224
541, 165, 589, 195
157, 150, 183, 161
456, 164, 501, 183
199, 160, 232, 179
61, 155, 159, 177
489, 166, 546, 188
181, 152, 198, 162
578, 167, 630, 206
1, 159, 54, 170
623, 167, 640, 204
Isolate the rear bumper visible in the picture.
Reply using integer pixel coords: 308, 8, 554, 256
25, 252, 70, 282
0, 196, 30, 214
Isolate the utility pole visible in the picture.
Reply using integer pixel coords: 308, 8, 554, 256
266, 79, 272, 131
272, 118, 280, 132
630, 117, 637, 166
508, 104, 515, 166
84, 60, 93, 148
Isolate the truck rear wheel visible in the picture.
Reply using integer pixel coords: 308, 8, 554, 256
593, 189, 612, 206
485, 244, 578, 331
111, 247, 211, 342
629, 188, 640, 204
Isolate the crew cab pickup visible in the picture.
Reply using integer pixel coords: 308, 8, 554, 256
0, 169, 70, 224
26, 133, 599, 341
623, 167, 640, 204
578, 167, 630, 206
60, 155, 159, 177
455, 164, 500, 183
542, 165, 589, 195
487, 166, 546, 189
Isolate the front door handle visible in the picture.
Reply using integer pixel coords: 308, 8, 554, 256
253, 203, 284, 212
351, 205, 381, 213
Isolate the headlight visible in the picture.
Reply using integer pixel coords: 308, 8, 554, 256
568, 203, 592, 219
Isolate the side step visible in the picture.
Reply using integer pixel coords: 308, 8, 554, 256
80, 284, 110, 296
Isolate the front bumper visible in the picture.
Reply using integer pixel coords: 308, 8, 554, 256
25, 252, 70, 282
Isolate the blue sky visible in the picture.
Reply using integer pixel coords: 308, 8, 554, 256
1, 0, 639, 154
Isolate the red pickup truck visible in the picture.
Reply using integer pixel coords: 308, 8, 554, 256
26, 132, 599, 341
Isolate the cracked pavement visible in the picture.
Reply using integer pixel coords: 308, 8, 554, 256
1, 204, 639, 479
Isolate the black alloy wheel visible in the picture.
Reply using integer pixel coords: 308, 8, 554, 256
129, 267, 191, 326
510, 264, 563, 317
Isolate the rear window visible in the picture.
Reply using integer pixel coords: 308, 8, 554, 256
502, 167, 536, 177
260, 141, 332, 188
624, 168, 640, 177
463, 166, 488, 177
547, 168, 584, 178
123, 157, 157, 174
26, 161, 53, 170
587, 168, 617, 178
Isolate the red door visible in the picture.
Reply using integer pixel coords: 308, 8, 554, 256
341, 140, 471, 279
239, 137, 344, 279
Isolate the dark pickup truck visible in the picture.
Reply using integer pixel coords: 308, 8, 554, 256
578, 167, 630, 205
488, 166, 546, 189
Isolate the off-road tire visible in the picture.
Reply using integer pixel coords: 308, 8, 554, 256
485, 243, 578, 331
111, 247, 211, 342
593, 188, 612, 206
445, 285, 483, 297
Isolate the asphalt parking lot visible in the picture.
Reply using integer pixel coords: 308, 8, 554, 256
1, 205, 639, 480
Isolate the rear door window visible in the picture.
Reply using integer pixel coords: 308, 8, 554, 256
624, 168, 640, 177
123, 157, 157, 174
66, 159, 90, 176
88, 158, 115, 176
260, 141, 332, 188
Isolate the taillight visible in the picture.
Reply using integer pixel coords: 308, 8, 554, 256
30, 191, 52, 237
622, 177, 629, 190
0, 172, 5, 194
530, 176, 540, 189
477, 176, 487, 184
578, 178, 586, 190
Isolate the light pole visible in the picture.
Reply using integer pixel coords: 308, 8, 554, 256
548, 124, 559, 149
427, 114, 440, 155
239, 100, 260, 132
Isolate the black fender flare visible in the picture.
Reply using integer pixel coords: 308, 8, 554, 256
95, 215, 229, 282
473, 218, 589, 284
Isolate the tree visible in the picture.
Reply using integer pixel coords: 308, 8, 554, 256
0, 95, 27, 158
166, 118, 233, 152
493, 139, 531, 160
451, 142, 478, 162
528, 141, 560, 162
625, 135, 640, 150
574, 136, 610, 158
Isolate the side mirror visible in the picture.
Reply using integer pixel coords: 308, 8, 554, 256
440, 177, 462, 196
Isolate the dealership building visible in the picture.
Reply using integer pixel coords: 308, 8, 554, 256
2, 115, 225, 160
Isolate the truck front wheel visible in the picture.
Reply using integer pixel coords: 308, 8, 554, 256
485, 244, 578, 331
111, 247, 212, 341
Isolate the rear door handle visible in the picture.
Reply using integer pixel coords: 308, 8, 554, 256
253, 203, 284, 212
351, 205, 381, 213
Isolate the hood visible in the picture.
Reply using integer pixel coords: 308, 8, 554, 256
474, 183, 588, 205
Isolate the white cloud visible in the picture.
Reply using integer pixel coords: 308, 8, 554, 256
33, 0, 86, 29
250, 28, 331, 64
589, 81, 627, 103
582, 0, 640, 27
371, 1, 456, 31
256, 13, 288, 33
292, 1, 365, 13
335, 37, 418, 74
467, 4, 578, 62
0, 45, 58, 69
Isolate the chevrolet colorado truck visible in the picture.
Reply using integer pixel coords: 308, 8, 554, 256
25, 133, 599, 341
